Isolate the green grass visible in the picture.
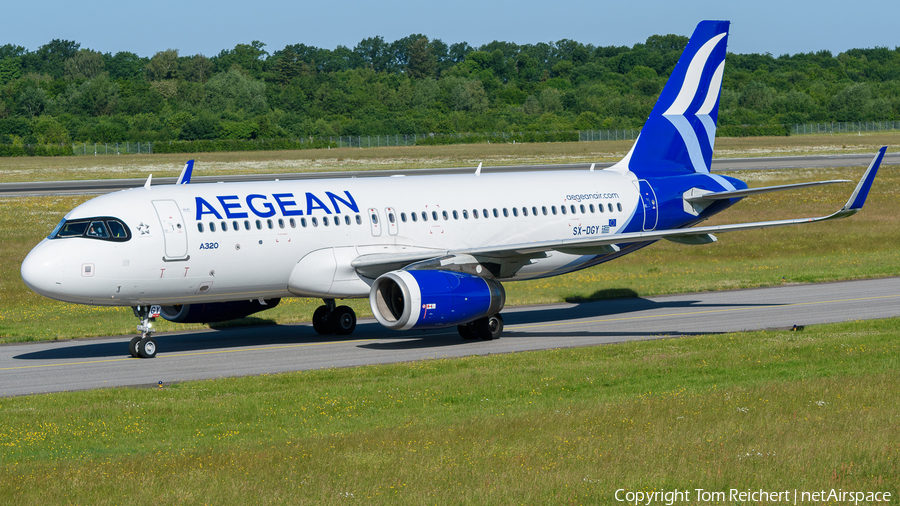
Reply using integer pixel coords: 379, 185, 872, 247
2, 163, 898, 342
1, 318, 898, 504
1, 132, 898, 183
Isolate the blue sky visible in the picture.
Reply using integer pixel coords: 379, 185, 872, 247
2, 0, 897, 58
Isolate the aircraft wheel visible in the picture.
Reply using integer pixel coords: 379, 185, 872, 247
129, 336, 141, 358
458, 323, 478, 340
138, 337, 157, 358
333, 306, 357, 335
312, 305, 333, 335
474, 314, 503, 341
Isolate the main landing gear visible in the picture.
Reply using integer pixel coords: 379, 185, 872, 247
312, 299, 357, 335
458, 314, 504, 341
130, 306, 158, 358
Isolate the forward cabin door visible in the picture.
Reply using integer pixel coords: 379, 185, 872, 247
153, 200, 189, 260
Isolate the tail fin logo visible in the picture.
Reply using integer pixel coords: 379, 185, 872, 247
611, 21, 730, 177
662, 33, 727, 174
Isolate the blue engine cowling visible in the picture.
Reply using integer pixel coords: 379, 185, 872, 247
369, 270, 505, 330
159, 298, 280, 323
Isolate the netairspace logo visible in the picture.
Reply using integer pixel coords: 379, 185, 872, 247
613, 488, 892, 505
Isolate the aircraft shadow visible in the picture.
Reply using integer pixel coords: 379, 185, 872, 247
13, 294, 780, 360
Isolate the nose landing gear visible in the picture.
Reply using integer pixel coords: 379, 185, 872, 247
312, 299, 357, 335
130, 306, 159, 358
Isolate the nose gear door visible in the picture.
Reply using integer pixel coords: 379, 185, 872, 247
153, 200, 189, 260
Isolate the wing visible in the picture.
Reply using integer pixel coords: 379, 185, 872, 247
352, 148, 886, 279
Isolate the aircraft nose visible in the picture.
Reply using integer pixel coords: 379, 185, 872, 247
21, 240, 65, 299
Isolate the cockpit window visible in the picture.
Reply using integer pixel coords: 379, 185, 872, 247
49, 217, 131, 242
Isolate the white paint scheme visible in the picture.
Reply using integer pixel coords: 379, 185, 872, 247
20, 168, 642, 307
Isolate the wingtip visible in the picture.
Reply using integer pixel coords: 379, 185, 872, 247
844, 147, 886, 211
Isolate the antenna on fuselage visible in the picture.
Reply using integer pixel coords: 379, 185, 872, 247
475, 163, 482, 177
143, 174, 152, 190
589, 163, 596, 172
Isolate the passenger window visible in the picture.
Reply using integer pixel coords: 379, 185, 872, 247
371, 213, 379, 224
432, 211, 438, 221
301, 218, 307, 227
210, 222, 216, 232
561, 206, 567, 215
197, 223, 204, 233
580, 204, 586, 214
323, 217, 329, 227
511, 208, 517, 217
356, 215, 362, 225
473, 209, 479, 218
551, 206, 557, 215
452, 210, 458, 220
401, 213, 407, 222
608, 203, 614, 212
277, 218, 284, 229
522, 207, 527, 217
442, 211, 448, 220
290, 218, 296, 228
493, 209, 499, 218
462, 210, 469, 219
532, 206, 537, 216
542, 206, 548, 216
255, 220, 262, 230
388, 213, 395, 224
244, 220, 250, 230
571, 205, 576, 214
590, 204, 595, 213
267, 219, 274, 229
221, 221, 228, 232
311, 217, 318, 227
599, 204, 604, 213
617, 203, 623, 212
345, 215, 351, 225
422, 212, 428, 222
411, 212, 418, 222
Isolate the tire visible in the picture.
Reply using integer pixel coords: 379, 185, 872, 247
312, 305, 333, 335
129, 336, 141, 358
473, 314, 504, 341
487, 314, 504, 340
138, 337, 157, 358
332, 306, 357, 335
458, 323, 478, 340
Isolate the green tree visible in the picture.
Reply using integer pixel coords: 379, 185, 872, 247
64, 50, 104, 80
17, 86, 49, 118
181, 55, 213, 83
0, 57, 22, 85
406, 38, 436, 79
204, 69, 268, 115
145, 49, 179, 80
32, 115, 68, 143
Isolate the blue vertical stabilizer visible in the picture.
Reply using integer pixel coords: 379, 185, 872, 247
613, 21, 730, 177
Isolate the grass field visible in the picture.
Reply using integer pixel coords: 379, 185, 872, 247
1, 136, 898, 504
1, 132, 898, 183
1, 317, 897, 504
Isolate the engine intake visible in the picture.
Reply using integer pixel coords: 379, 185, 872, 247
369, 270, 504, 330
159, 298, 280, 323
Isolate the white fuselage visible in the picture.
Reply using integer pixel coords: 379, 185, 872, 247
21, 168, 642, 307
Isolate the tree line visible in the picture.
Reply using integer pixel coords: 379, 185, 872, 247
0, 33, 898, 146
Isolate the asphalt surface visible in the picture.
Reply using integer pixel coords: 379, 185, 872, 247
1, 152, 897, 197
2, 277, 898, 397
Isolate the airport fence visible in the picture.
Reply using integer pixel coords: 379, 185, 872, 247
2, 121, 899, 157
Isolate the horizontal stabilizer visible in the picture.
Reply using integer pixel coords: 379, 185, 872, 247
684, 180, 851, 202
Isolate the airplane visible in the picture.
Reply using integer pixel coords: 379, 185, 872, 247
21, 20, 887, 358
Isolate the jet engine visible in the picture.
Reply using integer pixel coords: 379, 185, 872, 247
158, 298, 281, 324
369, 270, 504, 330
